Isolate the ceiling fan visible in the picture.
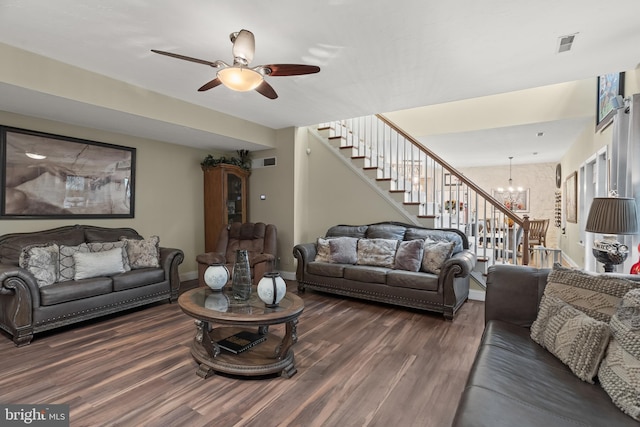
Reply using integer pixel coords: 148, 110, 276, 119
151, 29, 320, 100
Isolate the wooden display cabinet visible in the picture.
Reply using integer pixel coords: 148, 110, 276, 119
203, 164, 250, 252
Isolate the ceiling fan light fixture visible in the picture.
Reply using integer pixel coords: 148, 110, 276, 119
217, 66, 263, 91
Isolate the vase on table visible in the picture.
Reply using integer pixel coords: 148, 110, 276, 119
232, 249, 252, 301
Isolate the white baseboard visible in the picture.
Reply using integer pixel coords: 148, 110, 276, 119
468, 289, 486, 302
279, 270, 296, 281
180, 270, 198, 282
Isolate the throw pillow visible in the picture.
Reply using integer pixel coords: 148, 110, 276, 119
59, 243, 90, 282
394, 239, 425, 272
545, 265, 640, 322
87, 241, 131, 271
531, 294, 610, 383
73, 248, 126, 280
121, 236, 160, 269
328, 237, 358, 264
598, 288, 640, 421
18, 243, 59, 287
421, 240, 454, 274
357, 238, 398, 268
315, 238, 331, 262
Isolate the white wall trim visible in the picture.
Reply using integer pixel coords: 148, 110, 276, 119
469, 289, 486, 302
279, 270, 296, 281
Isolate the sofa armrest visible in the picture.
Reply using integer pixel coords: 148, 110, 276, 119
442, 250, 476, 278
292, 243, 317, 281
159, 247, 184, 302
485, 264, 550, 328
0, 264, 39, 345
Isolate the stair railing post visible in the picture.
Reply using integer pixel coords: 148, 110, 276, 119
522, 215, 530, 265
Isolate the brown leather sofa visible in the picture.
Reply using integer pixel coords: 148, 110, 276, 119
0, 225, 184, 346
452, 264, 639, 427
293, 221, 476, 319
196, 222, 277, 287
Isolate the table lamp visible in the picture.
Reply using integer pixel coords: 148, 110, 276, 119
585, 196, 639, 272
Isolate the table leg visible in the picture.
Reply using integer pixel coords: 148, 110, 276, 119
274, 318, 298, 360
199, 320, 220, 359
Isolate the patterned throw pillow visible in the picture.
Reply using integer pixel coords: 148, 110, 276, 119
356, 238, 398, 268
19, 243, 59, 287
421, 240, 454, 274
121, 236, 160, 269
87, 241, 131, 271
315, 238, 331, 262
59, 243, 90, 282
531, 294, 610, 383
545, 265, 640, 322
598, 288, 640, 421
394, 239, 425, 272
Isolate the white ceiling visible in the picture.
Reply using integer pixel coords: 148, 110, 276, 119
1, 0, 639, 166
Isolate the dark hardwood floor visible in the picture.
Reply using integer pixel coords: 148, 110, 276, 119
0, 281, 484, 427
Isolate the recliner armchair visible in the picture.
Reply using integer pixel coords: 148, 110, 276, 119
196, 222, 277, 287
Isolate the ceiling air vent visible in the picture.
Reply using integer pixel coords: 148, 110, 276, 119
252, 157, 277, 169
557, 34, 576, 53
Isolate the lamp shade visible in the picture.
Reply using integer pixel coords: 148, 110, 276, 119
217, 66, 263, 91
585, 197, 639, 235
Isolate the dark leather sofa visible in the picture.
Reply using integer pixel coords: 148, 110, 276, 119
0, 225, 184, 346
452, 264, 639, 427
293, 221, 476, 319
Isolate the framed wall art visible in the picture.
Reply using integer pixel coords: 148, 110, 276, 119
0, 126, 135, 219
491, 188, 530, 213
565, 171, 577, 223
596, 72, 624, 132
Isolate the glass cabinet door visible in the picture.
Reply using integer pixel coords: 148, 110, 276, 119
226, 172, 244, 224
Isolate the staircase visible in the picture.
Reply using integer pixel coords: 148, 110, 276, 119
313, 114, 531, 282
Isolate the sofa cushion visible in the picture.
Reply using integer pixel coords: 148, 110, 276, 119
87, 241, 131, 271
598, 288, 640, 421
387, 270, 438, 291
530, 294, 610, 383
59, 243, 90, 282
112, 268, 165, 291
73, 248, 126, 280
545, 265, 640, 322
85, 226, 140, 243
454, 320, 638, 427
326, 225, 368, 239
357, 238, 398, 268
343, 265, 389, 284
365, 223, 406, 240
421, 240, 454, 274
19, 243, 59, 287
121, 235, 160, 269
394, 239, 424, 272
307, 262, 345, 278
405, 228, 464, 254
0, 225, 84, 265
39, 277, 113, 306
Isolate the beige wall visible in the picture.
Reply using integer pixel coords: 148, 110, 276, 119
0, 111, 215, 277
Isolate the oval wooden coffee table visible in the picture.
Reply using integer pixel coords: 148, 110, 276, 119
178, 287, 304, 379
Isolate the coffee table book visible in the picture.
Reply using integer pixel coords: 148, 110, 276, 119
217, 330, 266, 354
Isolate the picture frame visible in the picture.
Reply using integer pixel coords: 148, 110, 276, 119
0, 126, 135, 219
596, 72, 624, 132
444, 173, 459, 186
565, 171, 578, 223
491, 188, 530, 213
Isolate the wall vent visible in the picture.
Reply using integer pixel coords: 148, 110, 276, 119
252, 157, 277, 169
557, 34, 576, 53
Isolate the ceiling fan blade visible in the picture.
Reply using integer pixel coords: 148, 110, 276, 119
198, 78, 222, 92
151, 49, 220, 67
231, 29, 255, 64
264, 64, 321, 76
255, 81, 278, 99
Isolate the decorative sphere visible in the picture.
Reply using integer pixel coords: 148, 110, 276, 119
257, 272, 287, 307
204, 293, 229, 312
204, 264, 229, 291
